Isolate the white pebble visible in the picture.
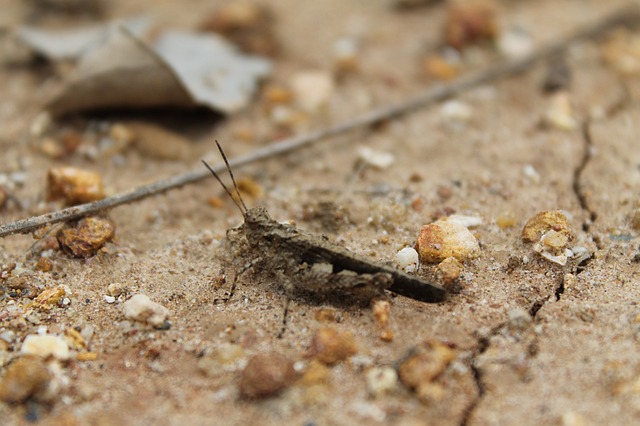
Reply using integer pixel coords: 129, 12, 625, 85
446, 214, 484, 228
358, 146, 395, 169
365, 366, 399, 398
21, 334, 70, 360
291, 71, 335, 112
498, 28, 534, 58
395, 247, 419, 273
440, 100, 473, 122
104, 295, 116, 304
523, 164, 541, 184
123, 294, 170, 328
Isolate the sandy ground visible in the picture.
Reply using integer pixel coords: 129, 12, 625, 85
1, 0, 640, 424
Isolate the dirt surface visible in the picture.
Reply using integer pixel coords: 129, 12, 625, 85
1, 0, 640, 425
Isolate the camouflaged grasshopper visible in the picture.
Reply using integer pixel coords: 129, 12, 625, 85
202, 142, 446, 304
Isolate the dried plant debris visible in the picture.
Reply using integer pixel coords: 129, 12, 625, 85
57, 216, 115, 258
45, 25, 271, 116
16, 17, 149, 61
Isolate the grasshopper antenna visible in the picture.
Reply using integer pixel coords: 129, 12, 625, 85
214, 140, 249, 214
202, 159, 246, 215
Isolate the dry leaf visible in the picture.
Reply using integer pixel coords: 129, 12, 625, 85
46, 25, 271, 116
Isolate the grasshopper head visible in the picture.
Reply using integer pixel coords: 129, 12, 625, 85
243, 207, 272, 229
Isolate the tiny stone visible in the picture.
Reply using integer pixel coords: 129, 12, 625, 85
57, 216, 115, 258
239, 352, 296, 398
522, 210, 573, 243
35, 257, 53, 272
46, 166, 105, 206
444, 0, 499, 49
440, 100, 473, 123
21, 334, 70, 360
498, 27, 534, 58
397, 340, 456, 403
366, 366, 398, 398
314, 308, 338, 323
291, 71, 335, 112
309, 327, 357, 365
395, 247, 419, 273
416, 218, 480, 263
0, 356, 53, 403
544, 91, 577, 130
496, 212, 516, 229
123, 294, 170, 329
104, 295, 116, 304
358, 146, 395, 169
107, 282, 125, 297
33, 286, 66, 309
436, 257, 463, 292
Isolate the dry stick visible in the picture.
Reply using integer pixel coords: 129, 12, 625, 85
0, 6, 637, 238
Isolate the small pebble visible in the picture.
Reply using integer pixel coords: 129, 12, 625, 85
123, 294, 170, 329
33, 286, 66, 309
236, 177, 263, 199
497, 27, 534, 58
436, 256, 463, 292
35, 257, 53, 272
444, 0, 499, 49
423, 54, 459, 80
440, 100, 473, 123
397, 340, 456, 403
291, 71, 335, 112
200, 2, 279, 56
57, 216, 115, 258
108, 283, 126, 297
129, 122, 192, 161
366, 366, 399, 398
314, 308, 338, 323
309, 327, 357, 365
496, 212, 516, 229
0, 356, 53, 403
395, 247, 419, 273
601, 29, 640, 76
21, 334, 70, 360
416, 217, 480, 263
544, 91, 577, 130
446, 214, 483, 228
358, 146, 395, 169
239, 352, 296, 398
46, 166, 105, 206
333, 37, 360, 75
522, 210, 573, 243
104, 295, 116, 304
372, 300, 394, 342
523, 164, 541, 184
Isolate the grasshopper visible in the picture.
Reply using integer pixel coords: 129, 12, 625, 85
202, 142, 446, 305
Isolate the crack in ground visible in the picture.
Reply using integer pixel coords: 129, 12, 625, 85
573, 120, 597, 233
459, 324, 502, 426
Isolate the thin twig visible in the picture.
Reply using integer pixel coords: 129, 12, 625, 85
0, 6, 637, 238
